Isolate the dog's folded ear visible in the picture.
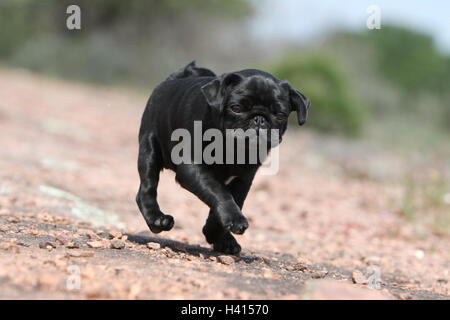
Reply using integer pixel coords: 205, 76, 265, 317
201, 73, 244, 111
281, 81, 311, 126
184, 60, 196, 73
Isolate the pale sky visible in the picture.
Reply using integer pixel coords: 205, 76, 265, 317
249, 0, 450, 53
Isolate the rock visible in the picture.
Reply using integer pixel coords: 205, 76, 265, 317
65, 250, 81, 257
87, 241, 105, 249
110, 239, 125, 249
7, 226, 18, 233
218, 255, 235, 265
352, 270, 367, 284
7, 216, 19, 224
114, 266, 124, 275
77, 221, 92, 227
108, 230, 122, 239
78, 250, 95, 258
18, 226, 27, 233
301, 280, 392, 300
0, 225, 9, 232
262, 268, 280, 279
56, 233, 72, 245
83, 230, 100, 240
160, 248, 174, 257
291, 262, 308, 272
66, 241, 81, 249
397, 292, 413, 300
146, 242, 161, 250
312, 269, 328, 279
37, 212, 52, 222
39, 241, 57, 249
297, 256, 311, 263
65, 249, 94, 258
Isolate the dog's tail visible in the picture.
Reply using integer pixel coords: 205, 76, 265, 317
166, 61, 216, 81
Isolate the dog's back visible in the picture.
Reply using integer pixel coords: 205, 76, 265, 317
166, 61, 216, 81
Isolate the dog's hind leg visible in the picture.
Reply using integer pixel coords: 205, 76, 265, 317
203, 176, 254, 255
136, 134, 174, 233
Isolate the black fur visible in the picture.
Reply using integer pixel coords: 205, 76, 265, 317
137, 61, 310, 254
166, 60, 216, 81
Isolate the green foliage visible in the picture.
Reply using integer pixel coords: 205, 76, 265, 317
326, 26, 450, 135
270, 54, 366, 136
364, 26, 450, 93
0, 0, 252, 86
0, 0, 42, 56
369, 26, 450, 131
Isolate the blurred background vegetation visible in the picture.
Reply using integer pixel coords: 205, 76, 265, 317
0, 0, 251, 86
1, 0, 449, 141
0, 0, 449, 230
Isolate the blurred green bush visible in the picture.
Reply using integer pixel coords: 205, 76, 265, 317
1, 2, 449, 139
0, 0, 252, 86
363, 26, 450, 129
365, 26, 450, 93
318, 26, 450, 139
271, 55, 366, 136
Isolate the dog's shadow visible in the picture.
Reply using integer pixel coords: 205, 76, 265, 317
126, 232, 259, 263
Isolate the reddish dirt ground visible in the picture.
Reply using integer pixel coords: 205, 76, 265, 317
0, 68, 448, 299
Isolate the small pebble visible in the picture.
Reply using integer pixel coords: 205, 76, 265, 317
65, 249, 94, 258
110, 239, 126, 249
87, 241, 104, 249
56, 233, 72, 245
39, 241, 57, 249
108, 230, 122, 239
146, 242, 161, 250
218, 255, 235, 265
352, 270, 367, 284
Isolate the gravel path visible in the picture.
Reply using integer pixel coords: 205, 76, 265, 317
0, 69, 448, 299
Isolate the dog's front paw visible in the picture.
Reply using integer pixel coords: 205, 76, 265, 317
216, 201, 249, 235
223, 214, 249, 235
148, 214, 174, 234
213, 232, 242, 255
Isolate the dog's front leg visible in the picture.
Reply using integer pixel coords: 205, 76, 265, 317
202, 175, 255, 254
136, 135, 174, 234
175, 164, 249, 235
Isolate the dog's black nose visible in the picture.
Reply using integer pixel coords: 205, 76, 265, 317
252, 115, 266, 127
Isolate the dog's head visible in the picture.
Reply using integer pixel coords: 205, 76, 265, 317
201, 71, 310, 145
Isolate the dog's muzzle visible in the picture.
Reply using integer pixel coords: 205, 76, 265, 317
251, 115, 269, 130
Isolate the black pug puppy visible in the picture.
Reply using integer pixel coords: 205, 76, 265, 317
137, 61, 310, 254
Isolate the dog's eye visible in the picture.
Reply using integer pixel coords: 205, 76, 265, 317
275, 112, 287, 120
230, 105, 241, 113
